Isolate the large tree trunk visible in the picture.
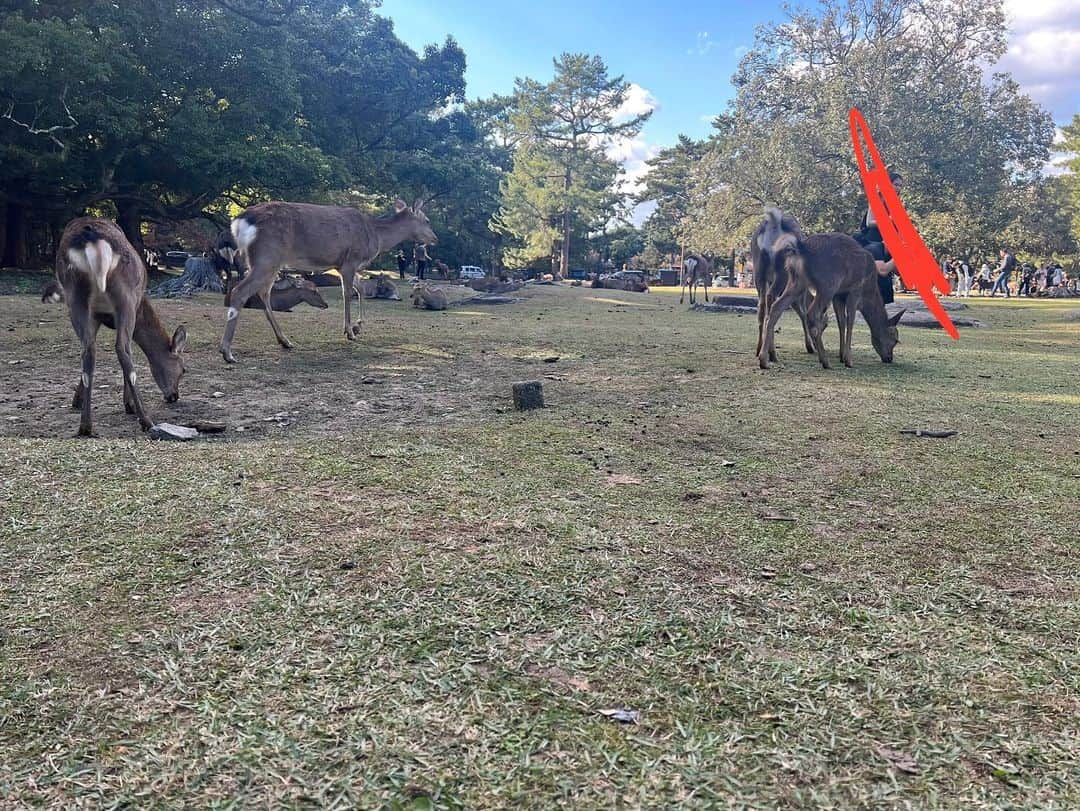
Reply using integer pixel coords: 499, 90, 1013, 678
117, 200, 145, 260
2, 203, 29, 268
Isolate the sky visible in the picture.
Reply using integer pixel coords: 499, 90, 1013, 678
384, 0, 1080, 196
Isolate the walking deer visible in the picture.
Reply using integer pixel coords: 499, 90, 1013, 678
55, 218, 187, 436
758, 228, 904, 370
221, 199, 436, 363
680, 254, 712, 304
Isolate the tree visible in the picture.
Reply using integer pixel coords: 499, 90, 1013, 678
637, 136, 706, 257
683, 0, 1055, 255
493, 54, 650, 272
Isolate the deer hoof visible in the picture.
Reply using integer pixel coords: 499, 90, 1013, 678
221, 347, 238, 364
76, 426, 97, 438
279, 339, 295, 350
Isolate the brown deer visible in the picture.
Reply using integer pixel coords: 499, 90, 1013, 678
680, 254, 712, 304
751, 208, 816, 364
221, 198, 436, 363
225, 275, 329, 313
55, 218, 187, 436
758, 229, 904, 370
410, 282, 448, 310
356, 274, 402, 301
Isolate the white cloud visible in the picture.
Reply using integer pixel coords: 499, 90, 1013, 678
1000, 0, 1080, 121
688, 31, 717, 57
613, 83, 659, 122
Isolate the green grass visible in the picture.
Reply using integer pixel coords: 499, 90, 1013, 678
1, 283, 1077, 808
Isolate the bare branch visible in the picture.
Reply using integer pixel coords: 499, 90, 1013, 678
2, 87, 77, 150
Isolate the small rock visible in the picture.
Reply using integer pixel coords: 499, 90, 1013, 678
543, 356, 560, 363
148, 423, 199, 441
800, 562, 818, 573
211, 391, 225, 398
360, 377, 381, 385
512, 380, 544, 411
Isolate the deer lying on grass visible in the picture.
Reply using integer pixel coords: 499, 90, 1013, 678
230, 275, 329, 313
410, 283, 448, 310
758, 225, 904, 369
221, 199, 436, 363
752, 209, 816, 363
680, 254, 712, 304
357, 274, 402, 301
54, 218, 187, 436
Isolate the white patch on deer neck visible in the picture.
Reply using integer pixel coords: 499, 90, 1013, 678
231, 219, 258, 252
128, 371, 137, 386
81, 373, 90, 388
226, 306, 238, 321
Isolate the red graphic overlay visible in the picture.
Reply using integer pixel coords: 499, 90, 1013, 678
849, 108, 959, 339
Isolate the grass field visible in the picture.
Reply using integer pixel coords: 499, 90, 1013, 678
1, 279, 1077, 808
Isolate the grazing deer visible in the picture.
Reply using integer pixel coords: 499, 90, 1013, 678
221, 198, 436, 363
410, 282, 448, 310
55, 218, 188, 436
752, 208, 816, 364
680, 254, 712, 304
758, 230, 904, 370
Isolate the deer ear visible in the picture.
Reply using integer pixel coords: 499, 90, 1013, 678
171, 325, 188, 354
394, 199, 408, 213
888, 310, 905, 327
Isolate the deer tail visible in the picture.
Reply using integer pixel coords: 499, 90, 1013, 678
231, 216, 258, 254
66, 226, 117, 293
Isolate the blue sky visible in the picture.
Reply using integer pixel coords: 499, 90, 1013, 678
384, 0, 766, 145
384, 0, 1080, 188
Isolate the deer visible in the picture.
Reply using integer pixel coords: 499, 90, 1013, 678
758, 226, 904, 370
680, 253, 712, 304
54, 218, 188, 436
752, 208, 816, 364
410, 282, 448, 310
356, 274, 402, 301
221, 198, 436, 363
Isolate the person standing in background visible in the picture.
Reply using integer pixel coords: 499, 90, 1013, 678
414, 243, 430, 280
396, 249, 408, 280
991, 248, 1014, 298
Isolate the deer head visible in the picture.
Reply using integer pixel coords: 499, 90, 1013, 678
872, 310, 904, 363
149, 326, 188, 402
394, 198, 437, 245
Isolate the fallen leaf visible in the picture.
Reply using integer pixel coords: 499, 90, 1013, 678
875, 746, 921, 775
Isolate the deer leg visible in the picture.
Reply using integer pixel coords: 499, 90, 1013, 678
220, 260, 272, 364
259, 279, 294, 350
339, 264, 362, 340
796, 295, 815, 354
832, 297, 848, 366
68, 304, 100, 437
804, 292, 833, 370
755, 286, 766, 358
758, 282, 802, 370
703, 274, 709, 303
114, 305, 153, 431
843, 296, 858, 368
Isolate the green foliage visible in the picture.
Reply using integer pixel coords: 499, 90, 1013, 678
681, 0, 1057, 257
0, 0, 495, 265
493, 54, 650, 271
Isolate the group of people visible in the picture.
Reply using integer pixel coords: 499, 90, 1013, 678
940, 252, 1072, 298
395, 244, 432, 280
